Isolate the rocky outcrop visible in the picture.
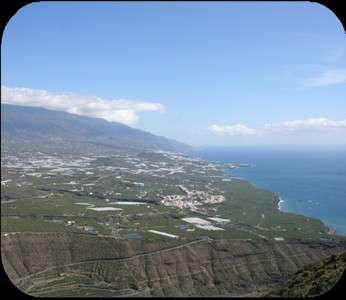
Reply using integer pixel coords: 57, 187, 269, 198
2, 233, 345, 297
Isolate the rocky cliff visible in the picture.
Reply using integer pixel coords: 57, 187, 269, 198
2, 233, 345, 297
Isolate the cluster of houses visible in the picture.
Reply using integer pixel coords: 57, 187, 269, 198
161, 185, 225, 212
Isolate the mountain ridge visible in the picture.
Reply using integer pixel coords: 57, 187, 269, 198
1, 104, 193, 154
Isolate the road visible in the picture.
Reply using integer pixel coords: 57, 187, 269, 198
12, 236, 211, 284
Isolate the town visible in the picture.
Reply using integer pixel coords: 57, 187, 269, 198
161, 185, 226, 212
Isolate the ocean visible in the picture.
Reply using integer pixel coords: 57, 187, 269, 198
189, 147, 346, 236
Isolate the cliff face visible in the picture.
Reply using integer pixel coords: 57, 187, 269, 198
2, 233, 345, 297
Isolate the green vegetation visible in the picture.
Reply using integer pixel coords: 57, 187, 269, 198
1, 150, 341, 241
1, 217, 83, 233
266, 250, 346, 297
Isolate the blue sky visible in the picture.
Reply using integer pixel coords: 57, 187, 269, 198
2, 1, 346, 147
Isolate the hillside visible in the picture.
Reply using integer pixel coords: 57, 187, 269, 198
266, 250, 346, 297
1, 104, 193, 154
2, 233, 346, 297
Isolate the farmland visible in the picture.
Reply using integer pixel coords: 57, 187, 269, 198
2, 149, 346, 297
1, 149, 341, 241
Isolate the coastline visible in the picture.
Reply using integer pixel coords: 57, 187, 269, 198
227, 168, 343, 237
229, 173, 340, 236
273, 194, 284, 212
273, 194, 337, 235
190, 148, 346, 236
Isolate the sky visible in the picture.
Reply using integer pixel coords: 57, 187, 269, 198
2, 1, 346, 148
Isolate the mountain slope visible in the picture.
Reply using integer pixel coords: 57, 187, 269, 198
266, 250, 346, 297
1, 104, 193, 154
2, 233, 346, 297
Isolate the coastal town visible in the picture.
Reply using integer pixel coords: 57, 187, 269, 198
161, 185, 226, 212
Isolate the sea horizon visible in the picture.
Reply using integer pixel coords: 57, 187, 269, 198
188, 146, 346, 236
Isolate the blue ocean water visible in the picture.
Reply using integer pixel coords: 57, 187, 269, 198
189, 147, 346, 236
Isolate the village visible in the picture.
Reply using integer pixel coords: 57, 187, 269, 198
161, 185, 226, 212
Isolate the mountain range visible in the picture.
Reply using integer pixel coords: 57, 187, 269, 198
1, 104, 193, 154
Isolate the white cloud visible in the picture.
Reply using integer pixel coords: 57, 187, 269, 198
208, 124, 258, 136
264, 118, 346, 131
304, 69, 346, 87
1, 86, 166, 126
209, 118, 346, 137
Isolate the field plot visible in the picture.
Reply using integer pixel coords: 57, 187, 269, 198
87, 207, 123, 211
111, 201, 147, 205
147, 230, 179, 238
182, 217, 224, 231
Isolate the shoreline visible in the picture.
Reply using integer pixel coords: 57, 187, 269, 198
191, 147, 346, 237
273, 194, 338, 235
273, 194, 284, 212
226, 168, 342, 236
216, 161, 343, 237
278, 197, 284, 212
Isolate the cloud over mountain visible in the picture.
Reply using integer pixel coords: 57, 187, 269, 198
1, 86, 166, 126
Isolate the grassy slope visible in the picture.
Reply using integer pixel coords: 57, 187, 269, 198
266, 250, 346, 297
